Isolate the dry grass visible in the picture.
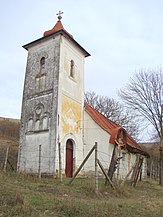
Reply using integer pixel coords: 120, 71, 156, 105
0, 172, 163, 217
0, 139, 18, 171
0, 119, 162, 216
0, 117, 19, 172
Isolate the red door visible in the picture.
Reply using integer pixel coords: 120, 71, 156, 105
65, 139, 73, 177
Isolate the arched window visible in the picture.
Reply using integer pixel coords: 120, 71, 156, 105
35, 119, 40, 131
27, 118, 33, 132
70, 60, 75, 78
40, 57, 45, 71
43, 116, 48, 130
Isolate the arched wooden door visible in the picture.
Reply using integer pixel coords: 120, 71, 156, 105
65, 139, 73, 177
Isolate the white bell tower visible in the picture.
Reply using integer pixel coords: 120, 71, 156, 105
17, 12, 90, 176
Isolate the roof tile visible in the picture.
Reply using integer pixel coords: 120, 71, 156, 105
43, 20, 73, 38
84, 102, 142, 152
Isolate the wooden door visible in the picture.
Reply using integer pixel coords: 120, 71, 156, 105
65, 139, 73, 177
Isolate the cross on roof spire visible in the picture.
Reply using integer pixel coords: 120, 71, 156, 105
56, 11, 64, 21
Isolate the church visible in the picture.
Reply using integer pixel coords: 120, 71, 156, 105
17, 12, 148, 179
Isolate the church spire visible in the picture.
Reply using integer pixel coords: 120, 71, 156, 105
43, 11, 73, 38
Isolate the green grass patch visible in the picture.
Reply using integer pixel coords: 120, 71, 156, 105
0, 172, 163, 217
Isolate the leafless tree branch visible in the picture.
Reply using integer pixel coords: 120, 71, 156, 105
85, 91, 140, 140
119, 69, 163, 139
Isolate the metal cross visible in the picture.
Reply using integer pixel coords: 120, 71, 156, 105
56, 11, 64, 20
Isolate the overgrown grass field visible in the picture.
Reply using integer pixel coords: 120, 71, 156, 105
0, 172, 163, 217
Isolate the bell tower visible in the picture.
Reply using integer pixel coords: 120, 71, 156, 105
17, 12, 90, 175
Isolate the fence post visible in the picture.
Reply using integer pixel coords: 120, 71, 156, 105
131, 155, 143, 187
95, 142, 98, 195
3, 146, 9, 172
97, 159, 115, 188
38, 145, 41, 179
58, 142, 62, 183
69, 145, 95, 184
120, 165, 135, 186
116, 161, 120, 182
106, 144, 117, 183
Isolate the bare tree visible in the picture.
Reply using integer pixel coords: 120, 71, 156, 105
119, 69, 163, 185
85, 91, 139, 140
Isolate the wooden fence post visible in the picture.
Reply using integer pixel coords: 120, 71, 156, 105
58, 142, 62, 183
38, 145, 41, 179
69, 145, 95, 184
106, 144, 117, 183
120, 165, 135, 186
131, 155, 143, 187
3, 146, 9, 172
97, 159, 115, 189
95, 142, 98, 194
135, 157, 143, 186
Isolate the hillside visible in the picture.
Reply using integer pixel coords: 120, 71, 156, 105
0, 117, 20, 171
0, 117, 20, 140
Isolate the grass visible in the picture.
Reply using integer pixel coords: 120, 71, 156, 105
0, 173, 163, 217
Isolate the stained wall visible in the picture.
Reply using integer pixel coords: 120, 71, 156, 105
18, 36, 61, 174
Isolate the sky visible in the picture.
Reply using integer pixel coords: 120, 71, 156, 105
1, 0, 163, 128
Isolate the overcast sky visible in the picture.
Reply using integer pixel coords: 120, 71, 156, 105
1, 0, 163, 127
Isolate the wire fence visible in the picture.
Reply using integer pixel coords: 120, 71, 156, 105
0, 145, 18, 172
1, 146, 138, 172
16, 142, 146, 182
0, 141, 153, 185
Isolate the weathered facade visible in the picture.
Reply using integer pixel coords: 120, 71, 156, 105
83, 103, 148, 179
17, 16, 90, 175
17, 15, 148, 179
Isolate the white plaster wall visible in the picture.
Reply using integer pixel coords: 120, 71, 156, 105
25, 132, 51, 173
117, 152, 137, 179
83, 111, 113, 174
142, 157, 148, 178
83, 111, 143, 179
55, 35, 86, 173
59, 37, 85, 102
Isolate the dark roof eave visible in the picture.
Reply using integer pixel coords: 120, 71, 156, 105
126, 144, 150, 158
22, 30, 90, 58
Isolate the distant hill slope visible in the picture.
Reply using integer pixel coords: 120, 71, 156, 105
0, 117, 20, 140
0, 117, 20, 171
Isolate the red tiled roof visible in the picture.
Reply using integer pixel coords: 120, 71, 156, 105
23, 20, 90, 58
84, 102, 142, 152
43, 20, 73, 38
